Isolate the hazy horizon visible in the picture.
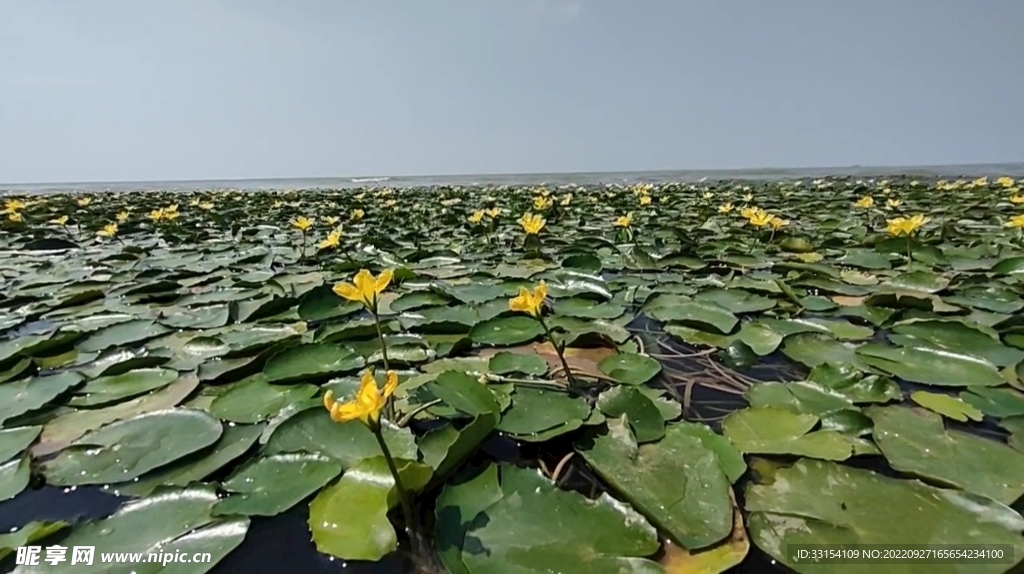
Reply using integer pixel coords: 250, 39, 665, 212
3, 1, 1023, 183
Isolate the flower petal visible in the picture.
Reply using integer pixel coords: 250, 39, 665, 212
332, 282, 362, 302
374, 268, 394, 294
383, 370, 399, 398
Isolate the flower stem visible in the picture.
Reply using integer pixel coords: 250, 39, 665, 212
372, 310, 393, 420
905, 236, 913, 267
372, 425, 423, 558
537, 315, 577, 387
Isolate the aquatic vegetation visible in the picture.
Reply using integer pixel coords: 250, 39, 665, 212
1, 175, 1024, 573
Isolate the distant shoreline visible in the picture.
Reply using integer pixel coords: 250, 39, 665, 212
2, 162, 1023, 194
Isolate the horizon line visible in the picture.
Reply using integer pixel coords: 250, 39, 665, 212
2, 160, 1022, 187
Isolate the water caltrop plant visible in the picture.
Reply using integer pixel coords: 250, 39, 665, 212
6, 176, 1024, 574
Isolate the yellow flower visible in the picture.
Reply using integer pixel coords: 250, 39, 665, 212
638, 194, 652, 206
384, 199, 397, 208
615, 213, 633, 227
740, 206, 757, 219
1005, 214, 1024, 229
318, 228, 342, 249
533, 195, 553, 211
468, 211, 485, 224
747, 209, 773, 227
518, 213, 546, 235
1009, 194, 1024, 204
148, 208, 165, 222
198, 202, 214, 210
886, 214, 928, 237
323, 369, 399, 426
8, 211, 23, 222
3, 199, 25, 213
509, 281, 547, 318
333, 268, 394, 310
162, 207, 180, 221
351, 208, 365, 220
485, 207, 502, 218
116, 210, 130, 223
701, 192, 714, 200
997, 177, 1015, 188
325, 216, 340, 226
291, 216, 314, 232
633, 183, 653, 196
272, 200, 283, 208
50, 215, 69, 226
189, 198, 201, 207
77, 197, 92, 207
885, 199, 902, 209
718, 203, 734, 214
768, 216, 788, 229
559, 193, 573, 206
855, 196, 874, 209
742, 193, 753, 203
97, 222, 118, 238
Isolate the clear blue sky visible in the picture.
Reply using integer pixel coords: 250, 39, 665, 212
2, 0, 1022, 183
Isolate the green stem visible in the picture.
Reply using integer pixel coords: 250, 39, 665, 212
537, 315, 577, 388
372, 425, 422, 556
300, 231, 307, 260
371, 310, 394, 420
905, 236, 913, 267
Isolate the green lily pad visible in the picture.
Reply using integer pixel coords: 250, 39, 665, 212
262, 343, 364, 383
209, 375, 318, 423
308, 456, 433, 561
0, 371, 84, 425
597, 352, 662, 385
263, 408, 418, 468
470, 315, 546, 346
41, 408, 223, 486
867, 405, 1024, 505
488, 351, 549, 376
596, 387, 665, 443
0, 456, 30, 501
889, 319, 1024, 367
746, 458, 1024, 574
67, 367, 179, 407
856, 343, 1004, 387
215, 453, 342, 516
960, 386, 1024, 418
578, 419, 733, 550
435, 463, 662, 574
0, 521, 69, 563
0, 425, 42, 463
722, 407, 853, 461
496, 387, 591, 436
910, 391, 984, 422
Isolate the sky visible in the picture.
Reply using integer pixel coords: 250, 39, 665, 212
1, 0, 1023, 183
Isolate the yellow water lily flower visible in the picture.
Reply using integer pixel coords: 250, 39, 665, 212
615, 213, 633, 227
162, 207, 180, 221
885, 199, 902, 209
97, 222, 118, 237
747, 209, 773, 227
148, 208, 165, 222
384, 199, 397, 208
740, 206, 757, 219
886, 214, 928, 236
198, 201, 214, 211
1009, 194, 1024, 204
351, 208, 365, 220
518, 213, 546, 235
77, 197, 92, 207
189, 198, 201, 207
855, 196, 874, 209
323, 369, 399, 426
633, 183, 653, 196
291, 216, 314, 232
485, 207, 502, 218
997, 177, 1015, 188
468, 211, 485, 224
49, 215, 69, 226
1005, 214, 1024, 229
3, 199, 25, 213
718, 203, 734, 214
742, 193, 754, 203
638, 194, 652, 206
533, 195, 553, 211
8, 211, 23, 222
768, 216, 788, 229
325, 216, 340, 226
332, 268, 394, 311
559, 194, 572, 206
116, 210, 130, 223
318, 228, 342, 249
509, 281, 547, 318
272, 200, 283, 208
701, 192, 714, 200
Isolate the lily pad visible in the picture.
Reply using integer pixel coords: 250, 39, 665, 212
215, 452, 342, 516
597, 352, 663, 385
